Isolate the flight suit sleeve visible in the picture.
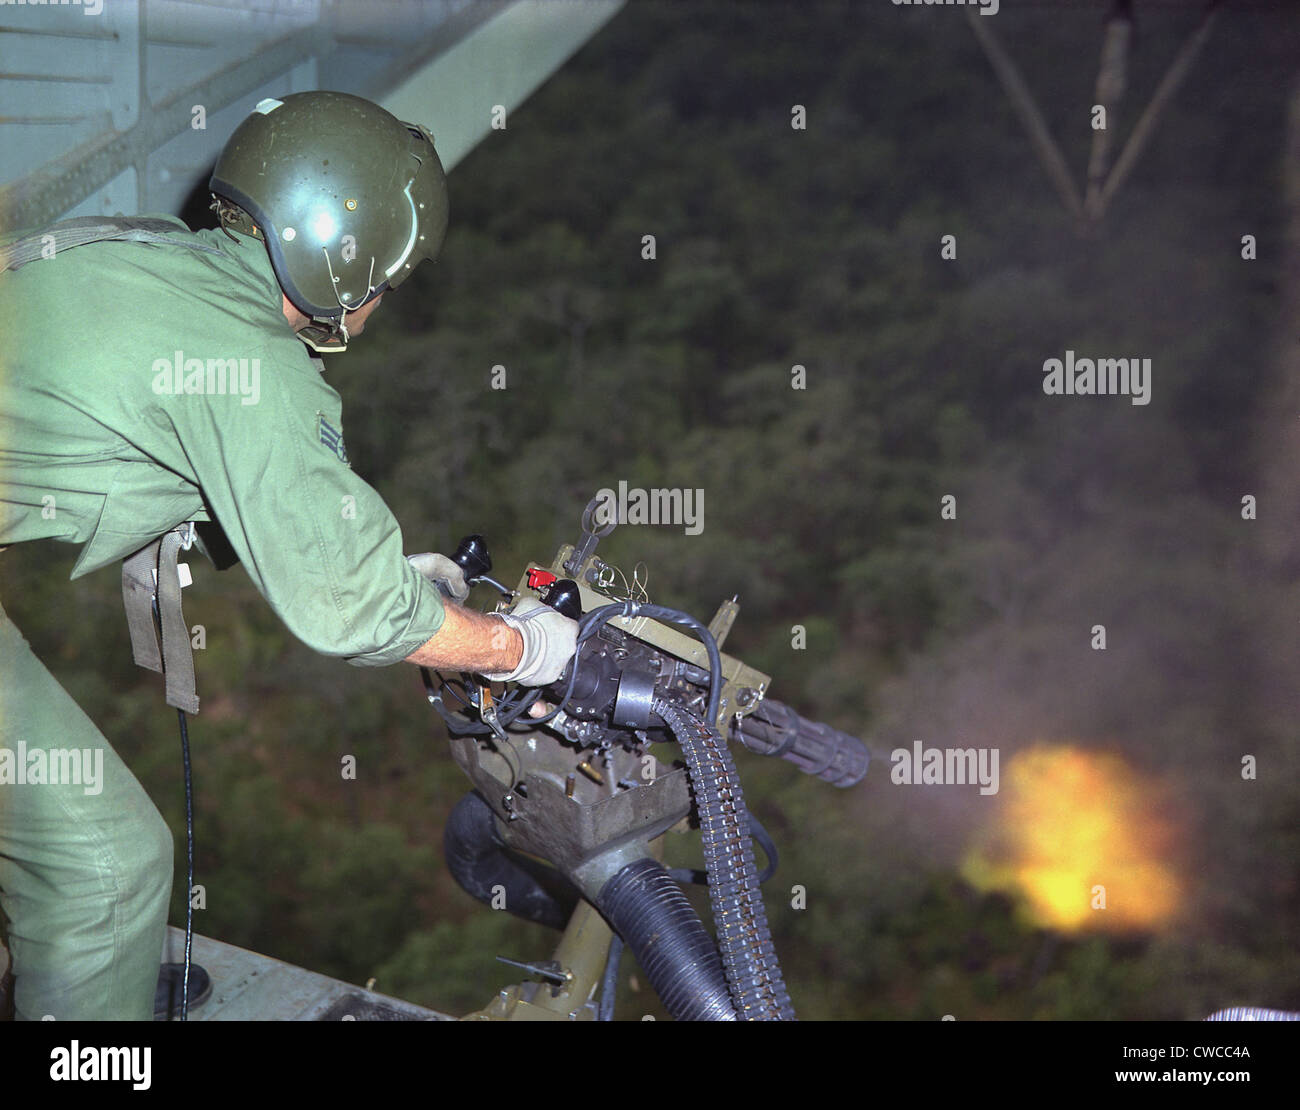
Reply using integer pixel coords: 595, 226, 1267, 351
158, 342, 445, 666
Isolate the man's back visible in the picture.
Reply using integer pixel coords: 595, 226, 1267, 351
2, 218, 309, 567
0, 218, 446, 663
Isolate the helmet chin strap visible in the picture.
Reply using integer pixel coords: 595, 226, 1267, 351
299, 252, 379, 354
297, 314, 350, 354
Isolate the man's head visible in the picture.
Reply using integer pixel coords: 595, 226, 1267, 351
279, 289, 384, 339
209, 91, 448, 352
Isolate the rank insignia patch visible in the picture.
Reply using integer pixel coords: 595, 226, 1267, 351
318, 414, 349, 465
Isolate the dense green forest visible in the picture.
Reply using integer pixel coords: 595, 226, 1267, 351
3, 1, 1297, 1019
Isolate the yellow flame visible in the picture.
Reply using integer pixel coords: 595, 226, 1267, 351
962, 744, 1183, 932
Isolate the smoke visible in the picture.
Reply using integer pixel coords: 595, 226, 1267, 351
858, 87, 1300, 953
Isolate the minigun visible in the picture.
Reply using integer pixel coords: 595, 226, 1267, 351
423, 496, 869, 1020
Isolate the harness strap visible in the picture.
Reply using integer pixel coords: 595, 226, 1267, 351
0, 216, 221, 271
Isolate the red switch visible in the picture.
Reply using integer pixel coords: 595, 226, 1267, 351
526, 568, 558, 590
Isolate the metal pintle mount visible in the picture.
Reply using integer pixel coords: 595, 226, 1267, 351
563, 494, 617, 580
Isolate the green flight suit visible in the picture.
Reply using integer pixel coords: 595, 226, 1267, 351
0, 216, 446, 1020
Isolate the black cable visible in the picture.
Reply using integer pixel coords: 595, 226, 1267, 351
523, 605, 640, 727
528, 601, 724, 729
421, 668, 493, 733
177, 707, 194, 1022
598, 932, 624, 1021
424, 599, 725, 737
423, 664, 545, 738
749, 812, 779, 884
442, 677, 474, 709
421, 670, 481, 735
609, 603, 723, 725
668, 812, 778, 886
500, 687, 542, 728
517, 627, 592, 726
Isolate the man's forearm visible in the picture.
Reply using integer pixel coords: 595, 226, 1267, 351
404, 601, 523, 671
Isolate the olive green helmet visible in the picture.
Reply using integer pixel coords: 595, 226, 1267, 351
209, 90, 448, 351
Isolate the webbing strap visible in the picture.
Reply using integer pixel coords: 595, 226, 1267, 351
157, 530, 199, 714
121, 526, 200, 714
122, 540, 164, 672
0, 216, 221, 272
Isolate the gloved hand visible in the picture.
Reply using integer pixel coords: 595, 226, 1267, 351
481, 597, 579, 687
407, 552, 470, 603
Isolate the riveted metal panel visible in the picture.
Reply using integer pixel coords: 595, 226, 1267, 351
1, 0, 624, 230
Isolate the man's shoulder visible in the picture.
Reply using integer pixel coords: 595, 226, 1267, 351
3, 212, 317, 390
16, 215, 281, 324
122, 214, 282, 309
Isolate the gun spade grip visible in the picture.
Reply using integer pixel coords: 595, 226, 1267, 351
451, 534, 492, 582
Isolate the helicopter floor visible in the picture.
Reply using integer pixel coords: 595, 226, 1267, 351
158, 926, 452, 1021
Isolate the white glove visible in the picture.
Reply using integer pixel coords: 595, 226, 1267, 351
481, 597, 579, 687
407, 552, 470, 603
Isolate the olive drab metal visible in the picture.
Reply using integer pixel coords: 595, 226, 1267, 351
209, 91, 449, 351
